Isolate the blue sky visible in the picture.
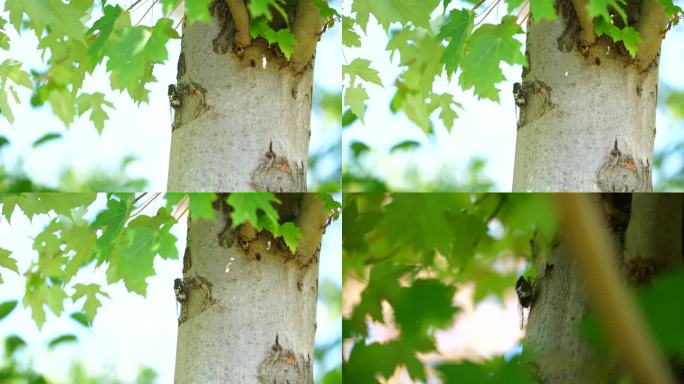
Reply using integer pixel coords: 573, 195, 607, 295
0, 195, 342, 382
342, 2, 684, 190
0, 0, 341, 190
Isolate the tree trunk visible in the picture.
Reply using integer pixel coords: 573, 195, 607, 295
167, 1, 319, 192
526, 194, 683, 382
513, 0, 662, 192
174, 194, 327, 383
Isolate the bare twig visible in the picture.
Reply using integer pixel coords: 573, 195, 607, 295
226, 0, 252, 48
557, 194, 675, 384
135, 0, 160, 26
570, 0, 596, 45
127, 0, 146, 12
475, 0, 501, 26
635, 0, 670, 66
291, 0, 326, 73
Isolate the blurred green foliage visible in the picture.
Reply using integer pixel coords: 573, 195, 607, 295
581, 270, 684, 367
0, 135, 147, 192
0, 300, 157, 384
343, 193, 559, 382
309, 91, 342, 192
654, 86, 684, 191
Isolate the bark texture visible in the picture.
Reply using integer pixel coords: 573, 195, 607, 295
167, 2, 316, 192
174, 194, 327, 383
526, 194, 684, 383
513, 1, 662, 192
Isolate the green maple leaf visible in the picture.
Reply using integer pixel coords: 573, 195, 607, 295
402, 92, 431, 133
343, 58, 383, 88
344, 85, 368, 123
105, 18, 179, 102
459, 16, 526, 101
594, 19, 641, 57
313, 0, 339, 18
0, 247, 19, 275
72, 283, 109, 322
317, 193, 341, 212
382, 194, 459, 256
343, 16, 361, 48
5, 0, 87, 42
248, 0, 288, 20
587, 0, 627, 22
47, 88, 76, 126
166, 193, 217, 221
529, 0, 557, 21
184, 0, 213, 24
62, 225, 97, 283
439, 8, 475, 76
77, 92, 115, 133
87, 5, 131, 62
160, 0, 182, 15
351, 0, 439, 32
107, 227, 157, 295
249, 18, 296, 59
126, 208, 178, 259
187, 193, 218, 221
37, 193, 97, 217
433, 93, 460, 130
0, 17, 9, 50
0, 59, 33, 123
227, 193, 281, 229
276, 222, 302, 253
91, 196, 132, 261
0, 194, 51, 222
23, 276, 68, 329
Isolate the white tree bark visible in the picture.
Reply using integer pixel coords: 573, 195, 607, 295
167, 2, 316, 192
174, 194, 327, 383
513, 1, 660, 192
526, 194, 683, 382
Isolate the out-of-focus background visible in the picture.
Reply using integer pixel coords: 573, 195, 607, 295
0, 195, 342, 383
342, 2, 684, 192
0, 0, 341, 192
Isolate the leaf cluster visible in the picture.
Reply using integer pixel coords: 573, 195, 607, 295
0, 192, 340, 329
0, 0, 337, 132
342, 0, 682, 133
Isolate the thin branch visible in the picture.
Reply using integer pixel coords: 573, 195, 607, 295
475, 0, 502, 27
130, 192, 161, 217
127, 0, 146, 12
171, 194, 189, 218
557, 194, 675, 384
135, 0, 160, 26
133, 192, 148, 204
485, 194, 507, 223
176, 205, 190, 221
174, 15, 186, 31
570, 0, 596, 45
290, 0, 327, 73
635, 0, 670, 66
226, 0, 252, 48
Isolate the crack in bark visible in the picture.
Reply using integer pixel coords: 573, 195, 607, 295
257, 335, 312, 384
250, 144, 306, 192
171, 81, 209, 131
178, 275, 217, 325
517, 80, 554, 129
596, 141, 651, 192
